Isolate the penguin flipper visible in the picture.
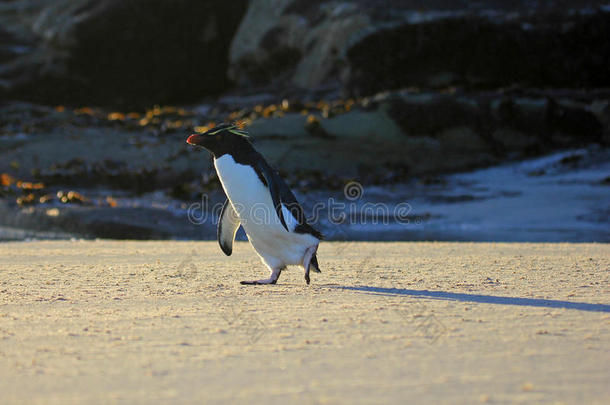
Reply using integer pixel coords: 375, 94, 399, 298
218, 198, 241, 256
257, 162, 289, 232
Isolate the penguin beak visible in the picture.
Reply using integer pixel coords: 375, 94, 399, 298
186, 133, 204, 146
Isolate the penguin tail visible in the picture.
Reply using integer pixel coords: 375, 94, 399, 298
310, 253, 321, 273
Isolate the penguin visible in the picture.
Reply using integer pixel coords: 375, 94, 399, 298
186, 123, 322, 285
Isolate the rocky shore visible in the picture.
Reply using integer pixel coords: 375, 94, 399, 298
1, 1, 608, 240
1, 89, 608, 240
0, 1, 608, 107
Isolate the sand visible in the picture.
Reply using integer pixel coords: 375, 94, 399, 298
0, 241, 609, 404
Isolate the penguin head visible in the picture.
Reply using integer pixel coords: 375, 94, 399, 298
186, 123, 251, 156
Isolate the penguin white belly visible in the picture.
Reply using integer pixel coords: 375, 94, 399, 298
214, 155, 318, 268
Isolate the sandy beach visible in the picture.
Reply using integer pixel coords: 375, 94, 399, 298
1, 241, 608, 404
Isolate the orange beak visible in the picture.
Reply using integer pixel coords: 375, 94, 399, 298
186, 134, 202, 145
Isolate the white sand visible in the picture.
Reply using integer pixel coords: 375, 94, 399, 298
1, 241, 608, 404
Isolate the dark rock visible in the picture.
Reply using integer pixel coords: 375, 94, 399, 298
386, 94, 481, 135
228, 1, 610, 96
228, 0, 370, 90
0, 0, 248, 108
347, 11, 610, 95
233, 46, 302, 86
559, 154, 584, 167
426, 194, 482, 204
0, 199, 216, 240
546, 99, 603, 144
3, 0, 609, 107
304, 114, 332, 138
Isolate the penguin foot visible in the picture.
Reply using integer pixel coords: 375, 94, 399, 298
302, 245, 317, 286
241, 267, 283, 285
240, 279, 277, 285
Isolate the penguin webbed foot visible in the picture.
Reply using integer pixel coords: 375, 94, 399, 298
302, 246, 318, 286
240, 267, 282, 285
240, 279, 277, 285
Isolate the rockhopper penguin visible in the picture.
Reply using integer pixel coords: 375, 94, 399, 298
186, 124, 322, 285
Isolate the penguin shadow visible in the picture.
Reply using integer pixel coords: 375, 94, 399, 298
327, 285, 610, 313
